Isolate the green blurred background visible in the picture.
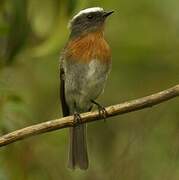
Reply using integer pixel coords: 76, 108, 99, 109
0, 0, 179, 179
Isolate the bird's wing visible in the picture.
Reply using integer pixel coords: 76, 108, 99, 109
60, 53, 70, 117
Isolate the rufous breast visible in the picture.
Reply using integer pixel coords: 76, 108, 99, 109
66, 31, 111, 64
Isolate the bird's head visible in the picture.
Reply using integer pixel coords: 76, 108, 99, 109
68, 7, 114, 38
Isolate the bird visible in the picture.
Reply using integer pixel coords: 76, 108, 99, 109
59, 7, 113, 170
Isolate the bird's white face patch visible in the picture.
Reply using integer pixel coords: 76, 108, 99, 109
68, 7, 104, 28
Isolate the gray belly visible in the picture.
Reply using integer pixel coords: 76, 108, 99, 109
64, 59, 111, 113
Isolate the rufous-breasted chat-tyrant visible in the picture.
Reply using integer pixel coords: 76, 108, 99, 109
60, 7, 114, 170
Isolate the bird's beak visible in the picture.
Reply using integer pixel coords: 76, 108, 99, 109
103, 11, 114, 18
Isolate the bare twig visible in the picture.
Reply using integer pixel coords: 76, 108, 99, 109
0, 84, 179, 147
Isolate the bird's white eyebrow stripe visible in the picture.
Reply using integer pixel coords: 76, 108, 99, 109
72, 7, 104, 21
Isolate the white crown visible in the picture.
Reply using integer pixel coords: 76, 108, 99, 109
68, 7, 104, 29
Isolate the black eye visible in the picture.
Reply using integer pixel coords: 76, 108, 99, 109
87, 14, 93, 19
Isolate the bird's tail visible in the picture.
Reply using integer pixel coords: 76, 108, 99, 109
68, 124, 88, 170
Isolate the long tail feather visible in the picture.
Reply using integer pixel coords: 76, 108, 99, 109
68, 124, 88, 170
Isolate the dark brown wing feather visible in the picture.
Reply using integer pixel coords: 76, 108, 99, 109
60, 67, 70, 117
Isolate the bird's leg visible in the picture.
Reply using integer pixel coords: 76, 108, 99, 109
73, 102, 82, 125
91, 100, 108, 121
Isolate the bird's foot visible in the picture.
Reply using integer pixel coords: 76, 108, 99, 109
73, 112, 82, 125
91, 100, 108, 121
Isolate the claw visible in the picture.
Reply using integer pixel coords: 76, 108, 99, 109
91, 100, 108, 121
97, 105, 108, 121
74, 112, 82, 125
100, 107, 107, 118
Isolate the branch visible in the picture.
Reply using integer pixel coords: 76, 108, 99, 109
0, 84, 179, 147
